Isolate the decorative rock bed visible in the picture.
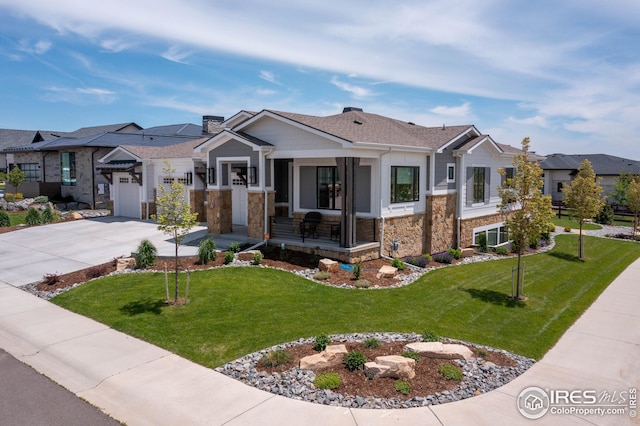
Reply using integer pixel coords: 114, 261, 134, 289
215, 332, 535, 409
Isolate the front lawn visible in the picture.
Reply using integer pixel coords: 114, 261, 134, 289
52, 235, 639, 367
551, 217, 601, 230
7, 211, 27, 226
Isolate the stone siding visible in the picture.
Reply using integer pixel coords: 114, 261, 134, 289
190, 189, 207, 223
60, 148, 112, 207
460, 211, 515, 248
381, 214, 424, 258
206, 189, 232, 234
425, 194, 457, 253
247, 191, 275, 239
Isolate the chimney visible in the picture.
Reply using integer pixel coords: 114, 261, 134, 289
342, 107, 363, 113
203, 115, 225, 133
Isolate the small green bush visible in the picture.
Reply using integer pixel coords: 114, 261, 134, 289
438, 364, 463, 381
41, 206, 57, 223
421, 330, 440, 342
313, 334, 331, 351
477, 233, 488, 253
252, 251, 263, 265
343, 350, 367, 371
197, 237, 217, 264
223, 251, 235, 264
401, 351, 420, 363
313, 271, 331, 280
25, 207, 42, 225
259, 349, 291, 368
363, 338, 380, 349
135, 239, 157, 269
447, 247, 462, 259
596, 204, 614, 225
352, 261, 362, 280
394, 380, 411, 395
313, 372, 341, 390
495, 246, 509, 256
476, 348, 488, 358
390, 257, 405, 270
355, 279, 371, 288
423, 253, 431, 262
564, 225, 572, 233
0, 211, 10, 227
229, 242, 241, 253
33, 195, 48, 203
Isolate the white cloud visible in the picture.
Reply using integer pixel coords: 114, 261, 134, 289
259, 70, 279, 84
100, 38, 136, 53
256, 88, 276, 96
161, 45, 192, 64
508, 115, 549, 128
43, 86, 116, 104
330, 77, 373, 99
18, 39, 52, 54
430, 102, 471, 118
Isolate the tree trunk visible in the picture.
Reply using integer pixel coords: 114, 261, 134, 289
578, 222, 584, 259
174, 232, 179, 302
515, 235, 524, 299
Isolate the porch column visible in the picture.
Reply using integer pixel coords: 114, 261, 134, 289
337, 157, 359, 248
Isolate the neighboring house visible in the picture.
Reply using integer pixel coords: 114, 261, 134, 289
0, 129, 58, 173
194, 108, 524, 262
540, 153, 640, 203
3, 120, 219, 208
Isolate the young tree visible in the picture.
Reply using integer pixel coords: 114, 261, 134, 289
498, 137, 554, 299
627, 176, 640, 237
561, 160, 605, 259
153, 161, 198, 303
7, 166, 26, 195
611, 171, 634, 207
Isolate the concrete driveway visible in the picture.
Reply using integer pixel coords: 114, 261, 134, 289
0, 217, 207, 287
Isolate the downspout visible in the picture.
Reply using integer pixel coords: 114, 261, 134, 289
91, 148, 100, 209
379, 147, 392, 258
456, 153, 465, 249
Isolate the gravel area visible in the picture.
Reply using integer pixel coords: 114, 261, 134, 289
215, 332, 535, 409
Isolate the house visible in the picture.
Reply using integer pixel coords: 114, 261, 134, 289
540, 153, 640, 203
0, 129, 58, 173
193, 108, 523, 262
2, 121, 217, 208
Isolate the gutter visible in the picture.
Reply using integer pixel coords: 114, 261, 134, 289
91, 147, 100, 209
379, 147, 392, 258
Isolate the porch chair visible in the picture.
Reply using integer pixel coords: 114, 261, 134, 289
301, 211, 322, 242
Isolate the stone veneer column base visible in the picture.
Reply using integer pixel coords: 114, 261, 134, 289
425, 193, 457, 253
206, 189, 232, 234
381, 214, 425, 258
247, 191, 275, 240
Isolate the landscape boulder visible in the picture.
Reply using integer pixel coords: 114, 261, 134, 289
237, 250, 260, 261
116, 257, 136, 271
365, 355, 416, 380
376, 265, 397, 279
318, 258, 339, 273
300, 344, 347, 370
403, 342, 473, 360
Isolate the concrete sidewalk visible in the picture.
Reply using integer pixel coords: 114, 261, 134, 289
0, 260, 638, 425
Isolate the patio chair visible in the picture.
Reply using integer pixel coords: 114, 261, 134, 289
301, 211, 321, 242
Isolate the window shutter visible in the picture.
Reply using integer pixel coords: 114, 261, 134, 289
484, 167, 491, 204
466, 167, 473, 206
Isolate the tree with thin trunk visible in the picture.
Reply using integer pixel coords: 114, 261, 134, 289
7, 166, 25, 195
498, 137, 554, 299
153, 161, 198, 303
627, 176, 640, 238
561, 160, 605, 259
611, 171, 634, 207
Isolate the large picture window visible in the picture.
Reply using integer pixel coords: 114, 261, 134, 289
17, 163, 39, 182
473, 167, 485, 203
317, 166, 341, 209
391, 166, 419, 203
61, 152, 76, 186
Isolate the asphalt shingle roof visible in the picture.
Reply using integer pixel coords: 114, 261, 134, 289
540, 153, 640, 175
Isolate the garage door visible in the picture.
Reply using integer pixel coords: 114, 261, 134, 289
115, 175, 140, 218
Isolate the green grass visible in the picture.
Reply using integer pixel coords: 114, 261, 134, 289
552, 217, 602, 230
51, 235, 640, 367
7, 211, 28, 226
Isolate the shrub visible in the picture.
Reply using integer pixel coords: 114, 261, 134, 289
135, 239, 157, 269
259, 349, 291, 368
421, 330, 440, 342
405, 255, 428, 268
197, 237, 217, 264
223, 251, 235, 264
495, 246, 509, 256
229, 242, 241, 253
85, 264, 108, 279
0, 211, 10, 227
352, 261, 362, 279
252, 251, 263, 265
394, 380, 411, 395
355, 279, 371, 288
25, 207, 42, 225
313, 334, 331, 351
343, 350, 367, 371
432, 252, 454, 264
477, 232, 488, 253
5, 192, 24, 202
363, 338, 380, 349
313, 372, 341, 390
313, 271, 331, 280
476, 348, 488, 358
438, 364, 463, 381
596, 204, 614, 225
33, 195, 48, 203
401, 351, 420, 363
41, 206, 57, 223
564, 225, 572, 233
423, 253, 431, 262
42, 272, 60, 286
447, 247, 462, 259
390, 257, 405, 270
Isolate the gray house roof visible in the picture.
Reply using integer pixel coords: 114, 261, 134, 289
52, 122, 141, 138
540, 153, 640, 176
0, 129, 58, 150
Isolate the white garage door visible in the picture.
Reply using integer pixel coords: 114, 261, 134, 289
115, 175, 140, 218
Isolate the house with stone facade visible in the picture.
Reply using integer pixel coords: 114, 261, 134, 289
193, 108, 523, 262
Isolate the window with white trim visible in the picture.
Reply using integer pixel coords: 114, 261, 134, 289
391, 166, 419, 203
446, 163, 455, 183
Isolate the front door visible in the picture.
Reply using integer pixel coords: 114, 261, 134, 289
231, 171, 247, 225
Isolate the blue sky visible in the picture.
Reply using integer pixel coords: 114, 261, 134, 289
1, 0, 640, 159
